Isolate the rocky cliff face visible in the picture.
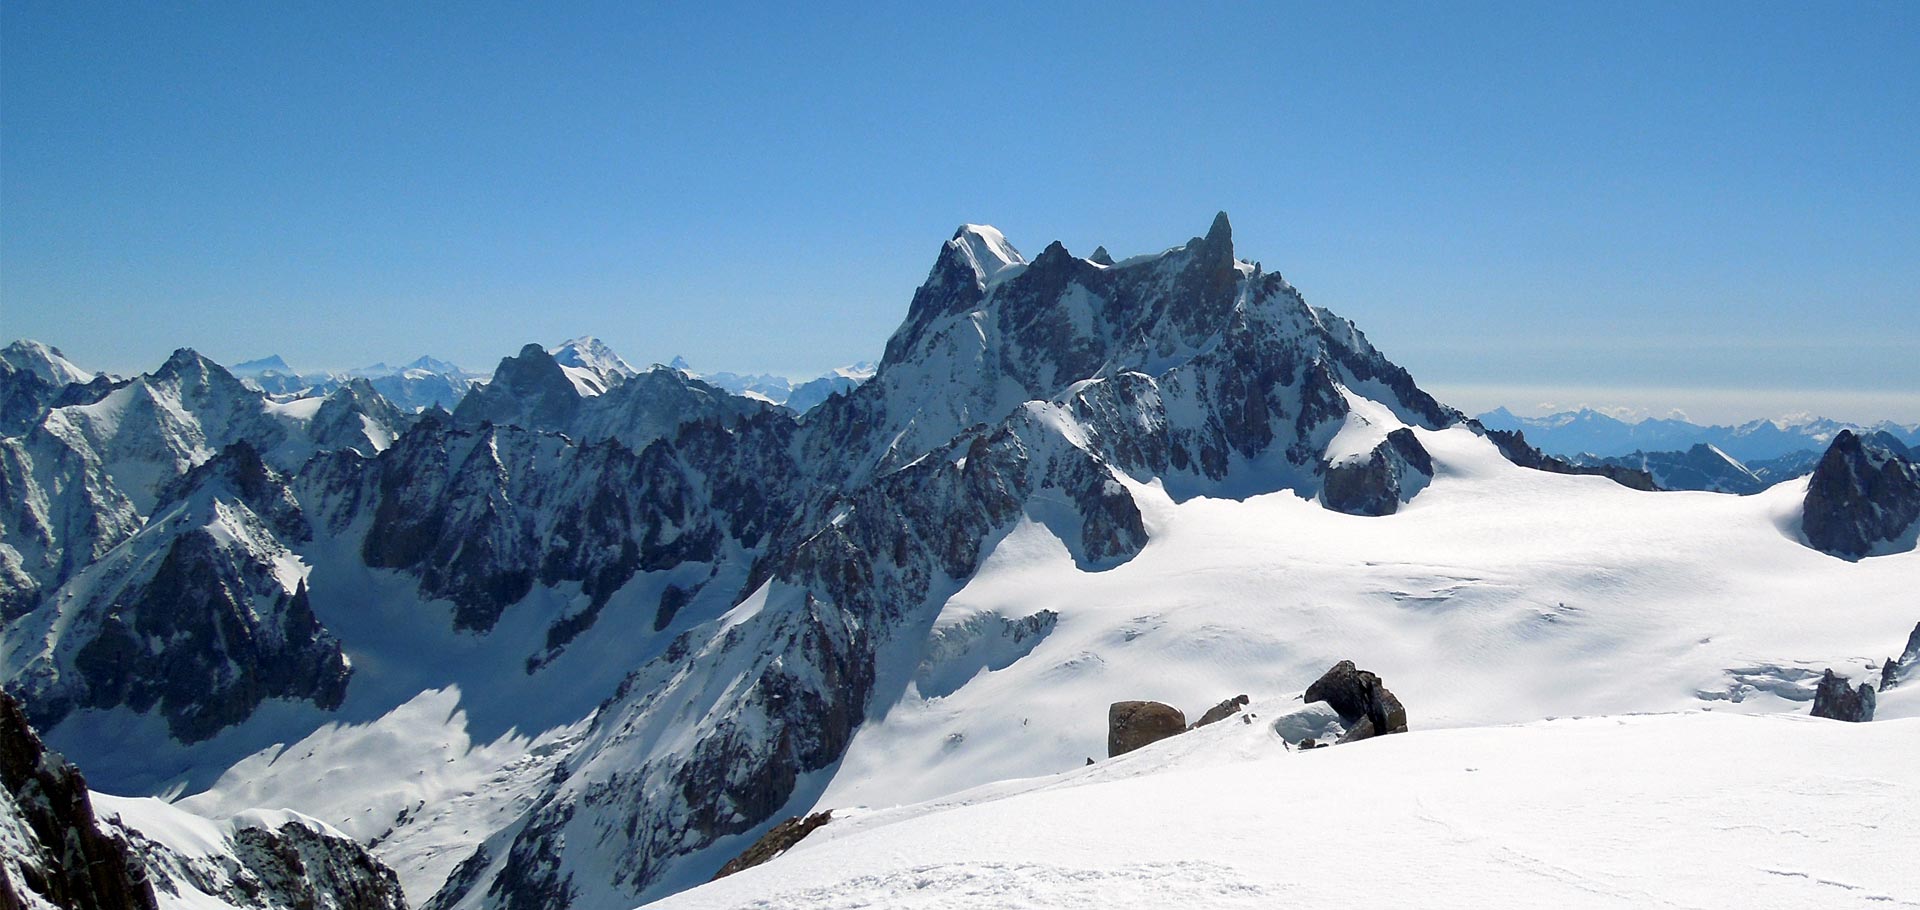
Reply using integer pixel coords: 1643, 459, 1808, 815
1802, 430, 1920, 560
0, 692, 159, 910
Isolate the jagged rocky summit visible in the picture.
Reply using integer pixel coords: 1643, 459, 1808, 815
1801, 430, 1920, 559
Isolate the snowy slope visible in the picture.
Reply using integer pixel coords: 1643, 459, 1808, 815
661, 710, 1920, 909
816, 423, 1919, 812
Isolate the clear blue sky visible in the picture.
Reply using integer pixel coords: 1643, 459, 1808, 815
4, 2, 1917, 422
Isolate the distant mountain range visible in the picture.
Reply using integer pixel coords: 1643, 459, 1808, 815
215, 340, 874, 417
1476, 406, 1920, 462
669, 356, 876, 414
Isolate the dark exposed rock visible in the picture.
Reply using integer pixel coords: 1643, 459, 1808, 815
1323, 428, 1433, 516
710, 810, 833, 880
1802, 430, 1920, 560
0, 692, 160, 910
1810, 668, 1876, 722
1482, 427, 1659, 491
113, 816, 411, 910
1303, 660, 1407, 741
1191, 694, 1251, 729
1108, 700, 1187, 757
1088, 245, 1115, 266
654, 583, 696, 633
452, 344, 583, 434
0, 360, 61, 438
1881, 622, 1920, 692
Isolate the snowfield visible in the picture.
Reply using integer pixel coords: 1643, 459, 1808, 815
819, 423, 1918, 813
661, 710, 1920, 909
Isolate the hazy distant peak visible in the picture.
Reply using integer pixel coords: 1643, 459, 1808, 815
550, 336, 637, 380
1, 339, 95, 385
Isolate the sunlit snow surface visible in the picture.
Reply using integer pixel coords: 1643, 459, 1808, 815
661, 710, 1920, 909
658, 422, 1920, 907
819, 424, 1917, 812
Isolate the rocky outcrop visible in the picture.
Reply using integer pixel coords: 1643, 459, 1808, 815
1881, 622, 1920, 691
1323, 428, 1433, 516
0, 692, 159, 910
1303, 660, 1407, 742
1802, 430, 1920, 560
110, 810, 408, 910
710, 811, 833, 880
1191, 694, 1251, 729
1483, 427, 1659, 491
1108, 701, 1186, 757
1810, 669, 1875, 722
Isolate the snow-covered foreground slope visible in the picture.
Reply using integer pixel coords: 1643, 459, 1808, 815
821, 423, 1918, 811
664, 710, 1920, 909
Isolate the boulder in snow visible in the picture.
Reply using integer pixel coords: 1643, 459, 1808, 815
1108, 701, 1187, 757
1190, 694, 1251, 729
1810, 669, 1876, 722
1303, 660, 1407, 741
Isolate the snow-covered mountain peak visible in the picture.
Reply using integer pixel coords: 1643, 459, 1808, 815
0, 339, 95, 386
950, 224, 1027, 285
549, 336, 637, 386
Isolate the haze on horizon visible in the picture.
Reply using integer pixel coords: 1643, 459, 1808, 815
3, 3, 1916, 425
